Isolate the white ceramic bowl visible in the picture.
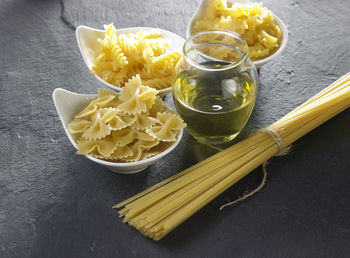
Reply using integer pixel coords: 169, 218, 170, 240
52, 88, 183, 174
76, 25, 185, 96
186, 0, 288, 68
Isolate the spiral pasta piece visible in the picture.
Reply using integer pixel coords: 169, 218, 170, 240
91, 24, 181, 89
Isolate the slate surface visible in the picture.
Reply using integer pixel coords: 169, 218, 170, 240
1, 0, 350, 257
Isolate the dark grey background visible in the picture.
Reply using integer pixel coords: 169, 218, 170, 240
1, 0, 350, 257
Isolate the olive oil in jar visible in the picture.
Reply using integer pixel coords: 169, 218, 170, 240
173, 61, 257, 144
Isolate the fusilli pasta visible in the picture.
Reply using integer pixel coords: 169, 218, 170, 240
91, 24, 182, 90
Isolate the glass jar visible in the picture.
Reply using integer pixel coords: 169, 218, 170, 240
173, 30, 259, 145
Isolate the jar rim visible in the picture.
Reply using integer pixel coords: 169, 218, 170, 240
183, 29, 249, 71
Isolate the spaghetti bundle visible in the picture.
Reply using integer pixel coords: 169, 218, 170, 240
114, 73, 350, 240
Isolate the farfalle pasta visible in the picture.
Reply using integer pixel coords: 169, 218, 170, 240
68, 75, 186, 162
192, 0, 282, 61
91, 24, 182, 90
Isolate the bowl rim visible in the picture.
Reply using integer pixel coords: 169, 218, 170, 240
75, 25, 185, 95
52, 87, 184, 168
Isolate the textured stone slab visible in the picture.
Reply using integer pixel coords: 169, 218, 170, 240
0, 0, 350, 257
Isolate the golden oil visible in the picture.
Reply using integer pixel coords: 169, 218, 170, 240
173, 61, 257, 144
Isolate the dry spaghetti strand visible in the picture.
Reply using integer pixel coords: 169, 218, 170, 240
115, 73, 350, 240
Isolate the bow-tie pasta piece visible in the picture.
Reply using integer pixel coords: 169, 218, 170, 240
68, 118, 92, 134
98, 88, 122, 107
77, 136, 117, 157
108, 114, 137, 131
91, 108, 119, 123
75, 94, 116, 118
112, 128, 136, 146
105, 96, 123, 108
148, 97, 165, 117
131, 114, 158, 130
118, 75, 158, 115
109, 145, 133, 160
146, 112, 186, 142
136, 131, 156, 141
82, 116, 112, 141
140, 141, 175, 160
122, 139, 160, 162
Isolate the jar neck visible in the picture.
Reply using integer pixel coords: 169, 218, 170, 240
183, 30, 248, 72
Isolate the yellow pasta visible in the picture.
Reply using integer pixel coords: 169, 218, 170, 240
91, 24, 182, 90
67, 75, 185, 162
115, 73, 350, 240
117, 75, 158, 115
146, 112, 186, 142
192, 0, 283, 61
131, 115, 158, 130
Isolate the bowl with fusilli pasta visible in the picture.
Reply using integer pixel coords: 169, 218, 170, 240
76, 24, 185, 95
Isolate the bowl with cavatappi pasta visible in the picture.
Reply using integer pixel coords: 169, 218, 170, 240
187, 0, 288, 68
52, 76, 186, 174
76, 24, 185, 96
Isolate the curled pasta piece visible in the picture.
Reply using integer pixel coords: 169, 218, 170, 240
248, 42, 270, 59
136, 29, 163, 41
149, 38, 170, 56
115, 34, 138, 59
258, 30, 278, 47
143, 76, 173, 90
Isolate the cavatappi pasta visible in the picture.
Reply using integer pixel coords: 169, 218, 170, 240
115, 73, 350, 240
192, 0, 282, 61
68, 75, 185, 162
91, 24, 182, 90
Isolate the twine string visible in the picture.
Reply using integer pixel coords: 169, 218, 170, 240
206, 128, 291, 210
259, 127, 291, 156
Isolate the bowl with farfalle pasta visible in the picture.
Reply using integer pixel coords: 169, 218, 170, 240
187, 0, 288, 68
76, 24, 185, 95
53, 75, 186, 174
